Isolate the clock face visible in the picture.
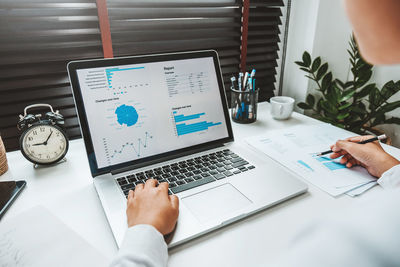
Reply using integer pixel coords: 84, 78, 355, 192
20, 124, 68, 164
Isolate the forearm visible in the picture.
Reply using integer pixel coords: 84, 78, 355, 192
343, 0, 400, 64
110, 224, 168, 267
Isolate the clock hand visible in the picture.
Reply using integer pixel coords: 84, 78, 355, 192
32, 143, 45, 146
43, 130, 53, 145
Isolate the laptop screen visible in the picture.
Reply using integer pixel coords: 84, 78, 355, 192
71, 52, 231, 173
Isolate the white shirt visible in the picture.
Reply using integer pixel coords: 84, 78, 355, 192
110, 165, 400, 267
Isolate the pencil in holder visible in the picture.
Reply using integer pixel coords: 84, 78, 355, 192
0, 135, 8, 176
231, 87, 259, 124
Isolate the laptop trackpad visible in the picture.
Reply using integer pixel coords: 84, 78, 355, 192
182, 183, 252, 223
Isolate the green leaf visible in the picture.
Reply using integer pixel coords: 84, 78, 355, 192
372, 113, 386, 127
316, 115, 335, 124
355, 69, 372, 88
337, 113, 350, 120
338, 102, 352, 111
347, 49, 354, 58
311, 57, 321, 72
316, 63, 328, 81
321, 72, 333, 92
297, 102, 312, 110
381, 80, 400, 99
340, 90, 355, 102
333, 84, 342, 102
351, 105, 365, 115
385, 117, 400, 124
306, 94, 315, 107
369, 87, 378, 107
379, 100, 400, 113
302, 51, 312, 67
316, 98, 323, 113
344, 81, 353, 88
295, 61, 308, 67
321, 100, 338, 114
356, 83, 375, 99
299, 67, 311, 73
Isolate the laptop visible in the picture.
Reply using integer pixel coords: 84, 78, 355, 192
67, 50, 307, 248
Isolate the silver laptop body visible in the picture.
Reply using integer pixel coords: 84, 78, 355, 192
67, 50, 307, 248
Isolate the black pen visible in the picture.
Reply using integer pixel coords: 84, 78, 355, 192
317, 134, 387, 156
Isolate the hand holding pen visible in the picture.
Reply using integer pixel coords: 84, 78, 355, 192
327, 135, 399, 177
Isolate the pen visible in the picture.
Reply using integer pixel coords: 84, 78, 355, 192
238, 72, 243, 91
243, 72, 249, 90
248, 77, 253, 91
250, 69, 256, 78
230, 76, 236, 90
317, 134, 387, 156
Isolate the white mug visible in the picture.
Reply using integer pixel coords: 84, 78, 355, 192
270, 96, 295, 120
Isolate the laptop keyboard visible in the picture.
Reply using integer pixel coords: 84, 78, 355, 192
116, 149, 255, 198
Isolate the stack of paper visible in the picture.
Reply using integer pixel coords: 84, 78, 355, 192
245, 124, 377, 197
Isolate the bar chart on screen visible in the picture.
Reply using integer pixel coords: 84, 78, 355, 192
171, 110, 222, 136
105, 66, 149, 95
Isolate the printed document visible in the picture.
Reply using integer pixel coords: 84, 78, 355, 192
245, 124, 376, 196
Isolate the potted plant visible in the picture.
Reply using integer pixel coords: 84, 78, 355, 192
295, 36, 400, 142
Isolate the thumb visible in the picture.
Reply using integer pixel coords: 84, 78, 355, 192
169, 195, 179, 211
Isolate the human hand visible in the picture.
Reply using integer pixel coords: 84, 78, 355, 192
330, 135, 400, 177
126, 179, 179, 235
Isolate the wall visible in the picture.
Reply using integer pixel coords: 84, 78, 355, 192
281, 0, 400, 147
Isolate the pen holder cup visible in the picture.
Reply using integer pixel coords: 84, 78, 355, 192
231, 87, 259, 124
0, 136, 8, 176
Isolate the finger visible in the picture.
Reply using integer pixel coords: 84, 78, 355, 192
135, 183, 144, 193
128, 189, 134, 200
349, 158, 358, 167
346, 161, 353, 168
347, 135, 374, 143
340, 154, 352, 164
169, 195, 179, 211
158, 182, 169, 193
330, 150, 348, 159
333, 140, 357, 154
145, 178, 157, 188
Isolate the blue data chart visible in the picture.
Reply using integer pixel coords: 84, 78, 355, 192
323, 161, 347, 171
115, 104, 139, 127
312, 155, 346, 171
315, 156, 332, 162
105, 67, 145, 87
174, 112, 205, 123
106, 132, 153, 160
297, 160, 314, 172
172, 111, 222, 136
105, 67, 146, 95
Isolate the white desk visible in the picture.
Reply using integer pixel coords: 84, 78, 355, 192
1, 102, 391, 266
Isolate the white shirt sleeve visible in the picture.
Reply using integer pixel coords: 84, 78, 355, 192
377, 164, 400, 189
110, 224, 168, 267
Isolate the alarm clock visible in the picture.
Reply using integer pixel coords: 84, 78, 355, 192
17, 104, 69, 165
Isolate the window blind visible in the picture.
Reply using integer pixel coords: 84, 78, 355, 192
106, 0, 283, 103
247, 0, 283, 101
0, 0, 103, 151
0, 0, 284, 151
107, 0, 243, 104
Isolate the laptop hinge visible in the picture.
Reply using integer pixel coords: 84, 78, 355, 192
110, 143, 225, 176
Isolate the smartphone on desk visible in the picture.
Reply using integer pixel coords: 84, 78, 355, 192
0, 180, 26, 220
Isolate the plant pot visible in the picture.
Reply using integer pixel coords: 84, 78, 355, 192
364, 127, 392, 145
